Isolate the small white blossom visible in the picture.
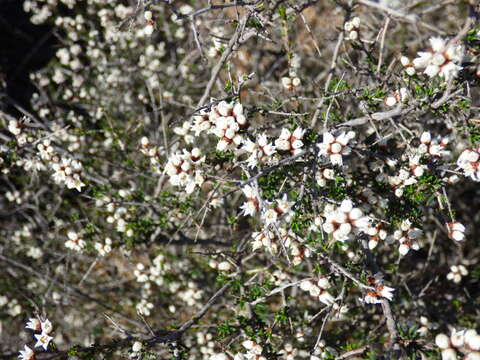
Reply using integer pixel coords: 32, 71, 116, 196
384, 88, 408, 107
243, 133, 276, 168
281, 72, 301, 91
413, 37, 463, 80
344, 17, 360, 41
26, 318, 41, 331
18, 345, 35, 360
457, 146, 480, 181
447, 221, 465, 241
275, 128, 305, 155
132, 341, 143, 352
446, 264, 468, 284
65, 230, 86, 251
34, 333, 53, 350
318, 131, 355, 166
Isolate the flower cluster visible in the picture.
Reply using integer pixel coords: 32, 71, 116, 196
139, 136, 163, 173
209, 101, 248, 151
446, 264, 468, 284
281, 72, 301, 91
96, 194, 135, 236
344, 17, 360, 41
366, 222, 388, 250
51, 157, 85, 191
8, 116, 33, 145
400, 56, 416, 76
363, 274, 395, 304
252, 228, 310, 265
389, 219, 422, 256
417, 316, 432, 337
207, 27, 226, 58
2, 0, 479, 358
165, 148, 206, 194
300, 276, 335, 306
65, 230, 86, 251
94, 237, 113, 256
274, 128, 305, 155
237, 340, 266, 360
322, 199, 370, 242
435, 328, 480, 360
413, 37, 463, 80
243, 133, 276, 168
240, 185, 260, 216
418, 131, 450, 158
209, 259, 233, 272
387, 155, 427, 197
19, 318, 54, 359
261, 194, 295, 227
447, 221, 466, 241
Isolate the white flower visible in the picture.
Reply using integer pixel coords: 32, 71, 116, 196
317, 276, 330, 290
210, 355, 229, 360
384, 88, 408, 107
465, 353, 480, 360
41, 319, 53, 334
26, 318, 41, 331
376, 285, 394, 301
450, 328, 465, 348
34, 333, 53, 350
262, 209, 278, 226
242, 340, 262, 354
65, 230, 86, 252
344, 17, 360, 41
275, 194, 294, 218
318, 131, 355, 166
457, 146, 480, 181
400, 56, 416, 75
240, 185, 260, 216
435, 333, 450, 349
363, 290, 382, 304
413, 37, 463, 80
465, 329, 480, 351
217, 261, 232, 272
18, 345, 35, 360
243, 133, 276, 168
384, 95, 397, 107
319, 291, 335, 306
417, 316, 430, 336
390, 220, 422, 256
132, 341, 143, 352
447, 222, 465, 241
300, 280, 314, 292
281, 74, 301, 91
441, 348, 457, 360
350, 16, 360, 27
144, 23, 154, 36
144, 11, 152, 21
447, 265, 468, 284
274, 127, 305, 154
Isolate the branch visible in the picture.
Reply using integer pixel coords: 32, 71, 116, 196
0, 254, 144, 328
197, 15, 249, 107
357, 0, 446, 35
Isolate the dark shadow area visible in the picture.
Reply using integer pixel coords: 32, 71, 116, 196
0, 0, 57, 116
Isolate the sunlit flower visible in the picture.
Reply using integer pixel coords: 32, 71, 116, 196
34, 333, 53, 350
25, 318, 41, 331
18, 345, 35, 360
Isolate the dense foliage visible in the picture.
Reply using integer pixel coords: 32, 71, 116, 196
1, 0, 479, 359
